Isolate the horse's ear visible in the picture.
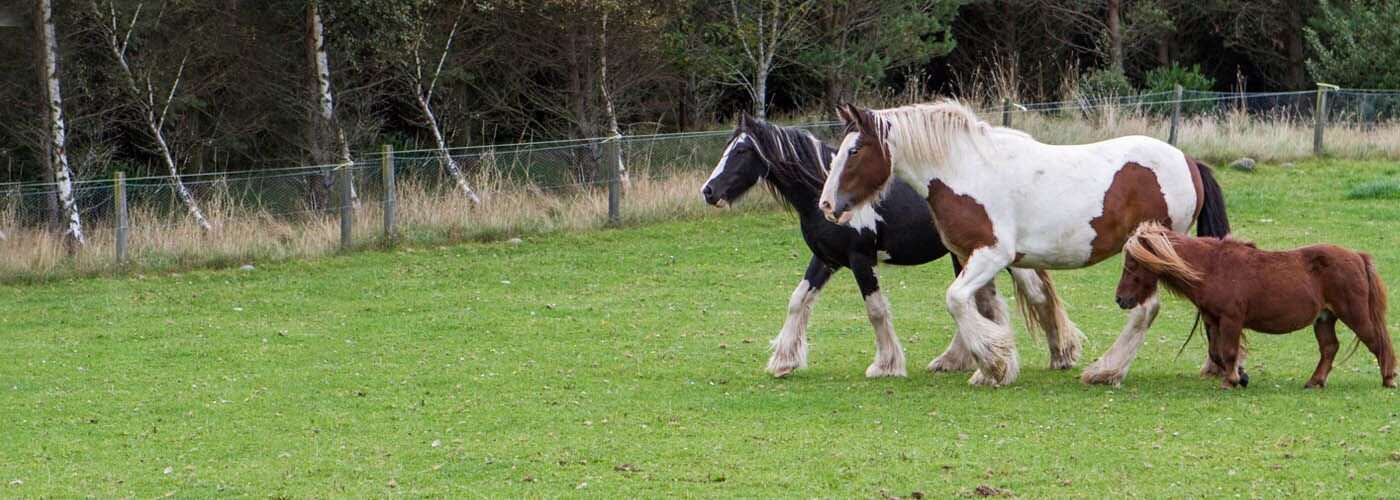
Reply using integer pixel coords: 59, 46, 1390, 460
850, 105, 876, 135
835, 103, 853, 124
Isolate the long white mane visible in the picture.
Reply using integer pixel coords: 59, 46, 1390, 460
868, 100, 1030, 167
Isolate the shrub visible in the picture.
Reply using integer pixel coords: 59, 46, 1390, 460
1145, 63, 1217, 114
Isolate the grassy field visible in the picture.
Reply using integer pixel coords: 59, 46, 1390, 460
2, 159, 1398, 497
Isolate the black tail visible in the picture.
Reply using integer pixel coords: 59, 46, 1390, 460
1194, 160, 1231, 238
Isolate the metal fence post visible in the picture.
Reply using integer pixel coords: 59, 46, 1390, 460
1001, 99, 1011, 128
114, 171, 129, 266
339, 161, 353, 251
381, 144, 397, 240
1168, 84, 1183, 146
607, 136, 621, 226
1314, 82, 1338, 156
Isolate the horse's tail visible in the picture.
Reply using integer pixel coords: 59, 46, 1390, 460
1362, 253, 1391, 353
1193, 159, 1231, 238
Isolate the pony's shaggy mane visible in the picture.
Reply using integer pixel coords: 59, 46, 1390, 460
1123, 221, 1204, 284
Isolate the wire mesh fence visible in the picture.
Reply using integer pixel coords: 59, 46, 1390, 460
2, 88, 1398, 280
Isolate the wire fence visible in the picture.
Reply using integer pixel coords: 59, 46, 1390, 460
2, 87, 1398, 278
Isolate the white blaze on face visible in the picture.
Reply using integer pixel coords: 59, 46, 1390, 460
706, 133, 748, 186
819, 132, 861, 222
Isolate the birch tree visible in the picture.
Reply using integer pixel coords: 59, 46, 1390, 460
306, 1, 357, 210
37, 0, 84, 246
92, 0, 210, 231
711, 0, 814, 118
406, 2, 480, 205
597, 11, 628, 191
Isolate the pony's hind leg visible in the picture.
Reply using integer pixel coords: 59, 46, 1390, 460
1082, 290, 1161, 386
1010, 268, 1085, 369
767, 257, 834, 377
1305, 311, 1340, 388
1335, 307, 1398, 388
1211, 318, 1247, 389
852, 259, 906, 377
945, 249, 1019, 386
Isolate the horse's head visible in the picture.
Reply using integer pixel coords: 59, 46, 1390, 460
1116, 222, 1198, 309
819, 104, 891, 225
701, 114, 768, 208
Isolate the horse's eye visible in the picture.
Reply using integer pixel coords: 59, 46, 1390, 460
847, 146, 858, 156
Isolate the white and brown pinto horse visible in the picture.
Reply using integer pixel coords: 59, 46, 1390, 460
819, 101, 1231, 386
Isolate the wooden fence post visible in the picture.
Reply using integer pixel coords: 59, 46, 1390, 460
607, 136, 621, 226
381, 144, 397, 240
340, 161, 353, 251
1314, 83, 1338, 156
1001, 99, 1011, 128
114, 171, 129, 266
1168, 85, 1183, 146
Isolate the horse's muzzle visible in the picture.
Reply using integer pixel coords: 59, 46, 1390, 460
1115, 295, 1138, 309
820, 197, 854, 224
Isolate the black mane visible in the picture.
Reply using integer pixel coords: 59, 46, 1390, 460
738, 119, 834, 206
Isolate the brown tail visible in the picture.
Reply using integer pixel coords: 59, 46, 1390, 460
1362, 254, 1393, 365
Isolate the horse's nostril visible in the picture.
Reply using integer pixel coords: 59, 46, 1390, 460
819, 200, 831, 210
702, 186, 713, 196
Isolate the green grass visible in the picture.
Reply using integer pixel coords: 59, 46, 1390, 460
2, 159, 1398, 497
1348, 178, 1400, 200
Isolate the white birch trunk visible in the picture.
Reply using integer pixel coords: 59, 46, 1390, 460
94, 0, 210, 231
309, 2, 357, 207
597, 12, 629, 191
411, 13, 480, 206
37, 0, 84, 245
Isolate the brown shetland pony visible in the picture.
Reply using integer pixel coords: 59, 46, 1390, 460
1116, 222, 1396, 389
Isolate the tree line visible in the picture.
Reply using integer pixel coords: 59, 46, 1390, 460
1, 0, 1396, 245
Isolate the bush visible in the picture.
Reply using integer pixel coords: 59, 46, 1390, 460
1077, 68, 1135, 100
1305, 0, 1400, 89
1145, 63, 1217, 114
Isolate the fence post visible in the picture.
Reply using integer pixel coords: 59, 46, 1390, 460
114, 171, 129, 266
607, 136, 622, 226
381, 144, 397, 240
1314, 83, 1338, 156
1001, 99, 1011, 128
1168, 85, 1183, 146
1360, 92, 1373, 132
339, 161, 353, 251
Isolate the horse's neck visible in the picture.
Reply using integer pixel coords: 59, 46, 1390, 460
766, 170, 822, 216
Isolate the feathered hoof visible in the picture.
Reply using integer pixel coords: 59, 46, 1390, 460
1199, 359, 1228, 378
765, 354, 805, 378
866, 361, 908, 378
1080, 362, 1126, 387
928, 352, 975, 372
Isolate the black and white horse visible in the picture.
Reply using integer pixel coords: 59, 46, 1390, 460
702, 114, 1084, 378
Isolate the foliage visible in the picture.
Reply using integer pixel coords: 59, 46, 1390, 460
1144, 63, 1216, 114
799, 0, 960, 107
1, 159, 1397, 496
1077, 67, 1135, 99
1304, 0, 1400, 88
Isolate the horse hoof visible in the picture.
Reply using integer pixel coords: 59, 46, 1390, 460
866, 363, 908, 378
1237, 370, 1249, 388
1080, 362, 1125, 387
928, 355, 974, 372
968, 369, 1000, 387
1304, 381, 1324, 389
1383, 378, 1396, 388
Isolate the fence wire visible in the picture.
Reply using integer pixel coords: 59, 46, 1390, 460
2, 88, 1397, 272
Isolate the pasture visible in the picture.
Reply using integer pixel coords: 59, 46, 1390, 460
2, 159, 1397, 497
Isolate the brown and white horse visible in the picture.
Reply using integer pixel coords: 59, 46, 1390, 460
1117, 222, 1396, 389
818, 101, 1230, 386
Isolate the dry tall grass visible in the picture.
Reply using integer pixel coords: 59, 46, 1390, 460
0, 168, 769, 283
